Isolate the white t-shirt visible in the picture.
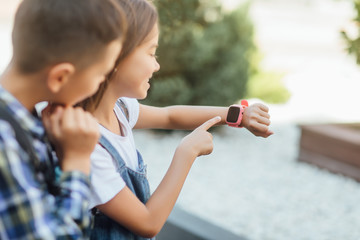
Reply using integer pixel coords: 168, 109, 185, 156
89, 97, 140, 209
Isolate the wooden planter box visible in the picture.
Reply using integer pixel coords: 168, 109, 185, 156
298, 123, 360, 181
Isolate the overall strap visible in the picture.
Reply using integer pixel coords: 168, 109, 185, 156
114, 99, 146, 170
116, 98, 129, 122
91, 135, 131, 216
98, 135, 126, 169
116, 98, 144, 169
98, 99, 132, 170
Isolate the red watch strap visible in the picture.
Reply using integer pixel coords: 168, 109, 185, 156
241, 99, 248, 107
238, 100, 248, 128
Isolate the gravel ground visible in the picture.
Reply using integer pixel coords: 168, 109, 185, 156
134, 124, 360, 240
134, 1, 360, 239
1, 0, 360, 239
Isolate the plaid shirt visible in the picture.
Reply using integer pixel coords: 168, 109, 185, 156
0, 86, 91, 239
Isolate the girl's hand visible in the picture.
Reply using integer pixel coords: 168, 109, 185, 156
42, 104, 100, 174
178, 116, 221, 159
241, 103, 273, 138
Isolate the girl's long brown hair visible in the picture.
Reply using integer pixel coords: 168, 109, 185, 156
77, 0, 158, 112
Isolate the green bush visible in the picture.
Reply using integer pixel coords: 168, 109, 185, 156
246, 70, 290, 104
245, 51, 291, 104
142, 0, 255, 106
342, 0, 360, 64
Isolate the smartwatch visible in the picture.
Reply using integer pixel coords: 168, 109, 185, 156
226, 100, 248, 128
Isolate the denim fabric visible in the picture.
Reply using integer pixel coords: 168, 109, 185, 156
90, 136, 153, 240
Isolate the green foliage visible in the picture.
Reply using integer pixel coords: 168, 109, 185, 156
342, 0, 360, 64
142, 0, 255, 106
245, 51, 291, 104
246, 71, 291, 104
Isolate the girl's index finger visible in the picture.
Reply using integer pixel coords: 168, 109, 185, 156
198, 116, 221, 131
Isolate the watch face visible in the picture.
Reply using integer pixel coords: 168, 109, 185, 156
226, 106, 240, 123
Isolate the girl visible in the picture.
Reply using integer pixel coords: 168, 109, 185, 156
79, 0, 273, 239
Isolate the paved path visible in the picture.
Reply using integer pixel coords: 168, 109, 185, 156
249, 0, 360, 124
0, 0, 19, 23
0, 1, 19, 73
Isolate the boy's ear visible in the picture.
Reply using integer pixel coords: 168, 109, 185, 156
47, 63, 75, 93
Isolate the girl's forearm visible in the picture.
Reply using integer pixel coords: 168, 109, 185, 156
165, 105, 228, 129
137, 104, 228, 130
143, 146, 197, 235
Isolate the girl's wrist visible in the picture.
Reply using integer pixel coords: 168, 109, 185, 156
175, 145, 197, 163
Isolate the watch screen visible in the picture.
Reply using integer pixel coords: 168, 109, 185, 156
226, 106, 240, 123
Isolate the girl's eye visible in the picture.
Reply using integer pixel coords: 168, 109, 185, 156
150, 53, 158, 59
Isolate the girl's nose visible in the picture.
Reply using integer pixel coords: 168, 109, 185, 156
154, 59, 160, 72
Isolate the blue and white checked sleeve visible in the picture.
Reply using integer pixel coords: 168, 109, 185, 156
0, 121, 92, 240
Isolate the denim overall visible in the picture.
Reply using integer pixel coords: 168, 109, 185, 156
90, 135, 153, 240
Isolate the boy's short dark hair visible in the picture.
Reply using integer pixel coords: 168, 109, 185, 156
12, 0, 126, 74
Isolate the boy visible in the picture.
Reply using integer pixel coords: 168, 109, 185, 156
0, 0, 125, 238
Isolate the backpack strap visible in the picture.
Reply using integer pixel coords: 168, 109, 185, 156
0, 102, 59, 195
116, 98, 129, 122
0, 103, 39, 164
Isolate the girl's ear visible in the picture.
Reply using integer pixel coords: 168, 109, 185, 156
47, 63, 75, 93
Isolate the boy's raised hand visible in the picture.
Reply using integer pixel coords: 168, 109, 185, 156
241, 103, 273, 138
178, 116, 221, 158
42, 104, 100, 175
